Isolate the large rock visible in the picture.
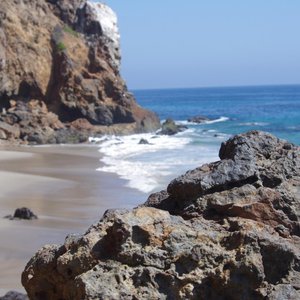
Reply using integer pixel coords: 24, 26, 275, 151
146, 131, 300, 231
0, 0, 160, 144
22, 131, 300, 299
157, 118, 187, 135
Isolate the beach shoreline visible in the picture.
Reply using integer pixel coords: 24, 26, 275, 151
0, 144, 146, 295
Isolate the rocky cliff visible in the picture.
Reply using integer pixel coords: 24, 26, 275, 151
0, 0, 160, 144
22, 131, 300, 299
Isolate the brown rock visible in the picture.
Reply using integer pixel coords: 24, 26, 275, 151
0, 0, 160, 145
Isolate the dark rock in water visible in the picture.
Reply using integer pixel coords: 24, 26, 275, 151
138, 138, 150, 145
187, 115, 210, 123
22, 131, 300, 299
157, 118, 187, 135
0, 291, 28, 300
5, 207, 38, 220
14, 208, 38, 220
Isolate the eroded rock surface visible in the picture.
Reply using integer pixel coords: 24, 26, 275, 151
22, 131, 300, 299
0, 0, 160, 144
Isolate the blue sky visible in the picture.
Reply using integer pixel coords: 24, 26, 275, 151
98, 1, 300, 90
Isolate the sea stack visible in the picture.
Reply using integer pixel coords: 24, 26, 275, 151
22, 131, 300, 299
0, 0, 160, 145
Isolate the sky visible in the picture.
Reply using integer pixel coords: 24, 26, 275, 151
96, 1, 300, 90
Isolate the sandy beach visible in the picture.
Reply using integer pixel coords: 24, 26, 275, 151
0, 144, 146, 295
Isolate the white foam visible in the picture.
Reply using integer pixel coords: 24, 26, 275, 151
203, 116, 230, 124
287, 126, 300, 130
239, 122, 269, 126
93, 133, 196, 193
179, 116, 230, 125
98, 158, 173, 193
95, 133, 191, 157
92, 130, 221, 194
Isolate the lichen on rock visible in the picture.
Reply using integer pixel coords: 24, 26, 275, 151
22, 131, 300, 299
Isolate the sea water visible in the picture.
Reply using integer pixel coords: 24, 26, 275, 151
92, 85, 300, 194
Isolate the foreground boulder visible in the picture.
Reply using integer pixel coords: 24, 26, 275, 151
0, 0, 160, 144
22, 131, 300, 299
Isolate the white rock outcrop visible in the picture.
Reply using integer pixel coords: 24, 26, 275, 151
87, 1, 121, 69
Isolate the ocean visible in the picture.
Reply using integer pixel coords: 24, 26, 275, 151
92, 85, 300, 194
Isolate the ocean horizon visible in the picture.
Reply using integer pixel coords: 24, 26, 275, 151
93, 84, 300, 194
132, 83, 300, 92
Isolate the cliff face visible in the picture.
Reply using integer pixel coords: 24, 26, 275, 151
22, 131, 300, 299
0, 0, 160, 144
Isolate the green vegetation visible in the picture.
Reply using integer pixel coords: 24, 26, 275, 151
63, 25, 79, 37
56, 42, 66, 52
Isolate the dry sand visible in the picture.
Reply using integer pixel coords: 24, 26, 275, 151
0, 144, 145, 295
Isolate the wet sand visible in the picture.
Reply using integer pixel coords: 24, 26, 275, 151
0, 145, 146, 295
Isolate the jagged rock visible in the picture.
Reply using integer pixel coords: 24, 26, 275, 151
0, 0, 160, 144
157, 118, 187, 135
0, 121, 20, 140
22, 131, 300, 299
5, 207, 38, 220
0, 291, 28, 300
187, 115, 210, 123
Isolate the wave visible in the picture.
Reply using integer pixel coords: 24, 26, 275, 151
204, 116, 230, 124
99, 157, 173, 193
92, 133, 192, 156
179, 116, 230, 125
287, 126, 300, 131
92, 133, 192, 193
239, 122, 269, 126
91, 132, 219, 194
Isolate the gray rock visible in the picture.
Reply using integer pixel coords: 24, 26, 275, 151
157, 118, 187, 136
187, 115, 210, 123
0, 121, 20, 139
138, 138, 150, 145
0, 291, 28, 300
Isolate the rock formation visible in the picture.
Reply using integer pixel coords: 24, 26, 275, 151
22, 131, 300, 299
0, 0, 160, 144
5, 207, 38, 220
157, 118, 187, 135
